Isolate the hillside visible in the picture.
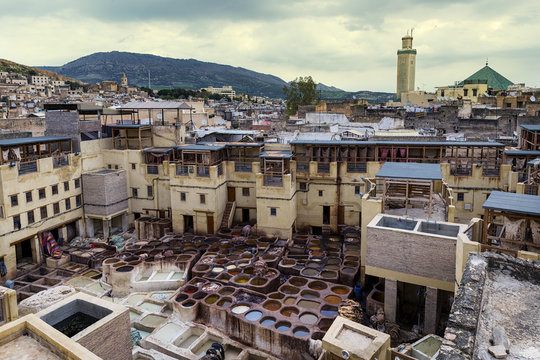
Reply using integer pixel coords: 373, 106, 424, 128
39, 51, 394, 102
40, 51, 287, 98
0, 59, 82, 84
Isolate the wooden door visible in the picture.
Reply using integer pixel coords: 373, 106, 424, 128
207, 214, 214, 234
338, 206, 345, 225
227, 187, 236, 202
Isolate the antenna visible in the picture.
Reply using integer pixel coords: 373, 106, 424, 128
486, 58, 488, 66
411, 27, 414, 37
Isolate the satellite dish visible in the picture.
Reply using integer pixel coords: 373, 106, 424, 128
484, 91, 489, 96
531, 96, 536, 102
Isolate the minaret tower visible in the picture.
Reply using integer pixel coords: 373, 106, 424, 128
121, 72, 128, 87
396, 29, 417, 101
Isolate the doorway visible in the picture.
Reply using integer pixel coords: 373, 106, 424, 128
207, 214, 214, 234
227, 187, 236, 202
338, 206, 345, 225
15, 239, 33, 265
242, 208, 250, 223
183, 215, 194, 233
323, 206, 330, 225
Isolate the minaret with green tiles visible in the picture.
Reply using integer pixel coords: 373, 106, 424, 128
396, 30, 417, 101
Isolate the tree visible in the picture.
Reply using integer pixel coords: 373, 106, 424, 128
283, 76, 318, 116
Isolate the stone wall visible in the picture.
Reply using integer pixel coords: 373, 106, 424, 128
366, 224, 456, 284
82, 170, 128, 216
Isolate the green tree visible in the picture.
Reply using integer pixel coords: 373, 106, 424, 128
283, 76, 318, 116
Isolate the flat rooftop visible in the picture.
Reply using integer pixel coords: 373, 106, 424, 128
440, 253, 540, 360
376, 162, 442, 180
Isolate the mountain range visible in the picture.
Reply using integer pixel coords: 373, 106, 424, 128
38, 51, 394, 102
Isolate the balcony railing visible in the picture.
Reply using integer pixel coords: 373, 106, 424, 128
197, 166, 210, 177
53, 155, 69, 168
217, 163, 223, 176
317, 163, 330, 174
296, 162, 309, 173
482, 166, 500, 177
176, 165, 189, 176
18, 161, 37, 175
147, 165, 159, 175
347, 162, 367, 173
235, 162, 252, 173
450, 166, 472, 176
263, 175, 283, 187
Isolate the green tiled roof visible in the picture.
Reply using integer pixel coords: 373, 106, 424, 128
461, 65, 513, 90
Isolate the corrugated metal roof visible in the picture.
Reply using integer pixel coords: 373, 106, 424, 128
107, 124, 151, 129
176, 144, 225, 151
290, 140, 504, 147
504, 150, 540, 156
120, 101, 193, 110
376, 162, 442, 180
142, 147, 174, 154
0, 136, 72, 147
520, 125, 540, 131
527, 158, 540, 166
260, 150, 293, 159
483, 191, 540, 216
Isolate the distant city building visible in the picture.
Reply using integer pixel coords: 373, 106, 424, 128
436, 62, 513, 103
31, 75, 50, 86
396, 30, 416, 101
200, 85, 236, 97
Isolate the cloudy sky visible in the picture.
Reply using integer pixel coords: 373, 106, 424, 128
1, 0, 539, 92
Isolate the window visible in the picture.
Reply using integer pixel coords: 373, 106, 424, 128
131, 163, 136, 170
38, 188, 46, 199
13, 215, 21, 230
132, 188, 138, 198
147, 185, 153, 197
457, 193, 464, 201
108, 164, 112, 169
299, 182, 307, 190
242, 188, 250, 197
463, 89, 468, 96
65, 198, 71, 210
441, 90, 445, 97
270, 208, 277, 216
115, 165, 119, 170
472, 88, 477, 97
74, 178, 80, 188
10, 195, 18, 207
53, 202, 60, 214
25, 191, 32, 203
27, 210, 34, 224
355, 186, 360, 195
180, 192, 186, 201
200, 194, 206, 204
318, 190, 323, 197
76, 195, 82, 207
40, 206, 47, 219
52, 184, 58, 195
64, 181, 69, 191
486, 193, 491, 200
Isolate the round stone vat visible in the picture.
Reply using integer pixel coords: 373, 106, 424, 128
280, 306, 299, 317
262, 300, 281, 312
260, 317, 276, 327
308, 281, 328, 291
275, 321, 291, 332
299, 312, 318, 325
293, 326, 310, 337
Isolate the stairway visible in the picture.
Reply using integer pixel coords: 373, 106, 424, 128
220, 201, 236, 229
